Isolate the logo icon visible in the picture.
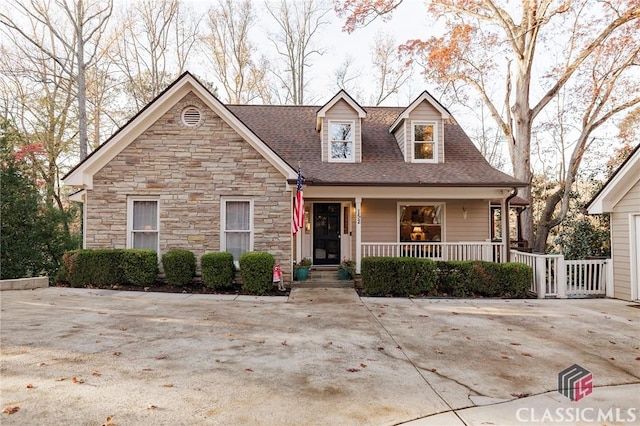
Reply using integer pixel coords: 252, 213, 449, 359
558, 364, 593, 401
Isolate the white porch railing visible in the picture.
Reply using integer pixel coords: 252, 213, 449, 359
361, 242, 505, 262
510, 250, 609, 298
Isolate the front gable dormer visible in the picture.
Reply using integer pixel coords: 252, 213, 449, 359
389, 91, 451, 164
316, 90, 366, 163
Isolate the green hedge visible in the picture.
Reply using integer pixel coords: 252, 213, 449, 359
361, 257, 437, 296
161, 249, 195, 286
436, 260, 531, 298
61, 249, 157, 287
201, 252, 235, 289
239, 251, 275, 295
362, 257, 531, 298
121, 250, 158, 286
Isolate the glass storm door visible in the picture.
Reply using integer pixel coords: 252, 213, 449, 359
313, 203, 341, 265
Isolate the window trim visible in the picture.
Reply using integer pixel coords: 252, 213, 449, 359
397, 202, 446, 242
411, 120, 438, 163
328, 120, 355, 163
220, 197, 254, 263
127, 196, 160, 252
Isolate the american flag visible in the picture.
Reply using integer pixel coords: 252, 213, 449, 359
292, 167, 304, 235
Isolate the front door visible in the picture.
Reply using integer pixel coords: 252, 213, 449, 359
313, 203, 341, 265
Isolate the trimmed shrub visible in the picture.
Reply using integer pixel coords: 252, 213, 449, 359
361, 257, 437, 296
361, 257, 396, 296
121, 249, 158, 286
201, 252, 235, 289
239, 251, 274, 295
436, 260, 532, 298
161, 249, 195, 286
496, 262, 532, 298
65, 249, 124, 287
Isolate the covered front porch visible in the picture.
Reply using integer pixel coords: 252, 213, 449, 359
293, 185, 523, 274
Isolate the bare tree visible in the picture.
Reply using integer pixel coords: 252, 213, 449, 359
1, 0, 114, 160
332, 55, 363, 98
204, 0, 271, 103
109, 0, 200, 111
266, 0, 331, 105
370, 31, 412, 106
338, 0, 640, 251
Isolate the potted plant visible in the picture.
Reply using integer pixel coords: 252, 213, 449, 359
337, 258, 356, 280
294, 257, 312, 281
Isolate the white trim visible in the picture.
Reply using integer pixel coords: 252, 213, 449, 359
316, 90, 366, 129
126, 196, 160, 252
389, 91, 451, 133
631, 214, 640, 301
304, 186, 512, 200
396, 202, 446, 242
328, 120, 355, 163
410, 121, 438, 163
587, 147, 640, 214
64, 73, 297, 189
220, 197, 254, 263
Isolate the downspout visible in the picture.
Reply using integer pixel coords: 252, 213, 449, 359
504, 187, 519, 262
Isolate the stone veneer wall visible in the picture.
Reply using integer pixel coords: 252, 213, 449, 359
86, 92, 292, 280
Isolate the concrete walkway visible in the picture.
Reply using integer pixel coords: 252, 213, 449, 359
1, 287, 638, 425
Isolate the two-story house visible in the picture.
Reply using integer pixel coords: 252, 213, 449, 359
63, 72, 527, 283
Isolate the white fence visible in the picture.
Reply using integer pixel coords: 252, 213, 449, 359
510, 250, 609, 298
361, 242, 504, 262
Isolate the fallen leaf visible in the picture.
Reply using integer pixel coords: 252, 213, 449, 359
92, 370, 101, 377
281, 341, 288, 346
521, 353, 533, 357
507, 328, 513, 331
55, 377, 67, 381
113, 351, 122, 356
2, 406, 20, 414
501, 356, 512, 360
346, 368, 360, 372
451, 312, 459, 315
396, 345, 402, 350
120, 327, 127, 331
450, 328, 459, 331
101, 415, 117, 426
435, 349, 444, 354
360, 363, 367, 368
26, 383, 34, 389
418, 314, 428, 317
465, 336, 471, 340
377, 347, 384, 351
72, 377, 85, 384
37, 362, 46, 367
146, 404, 157, 410
636, 357, 640, 361
429, 368, 437, 373
510, 342, 521, 346
245, 368, 253, 372
609, 340, 616, 345
155, 355, 168, 360
609, 357, 615, 360
162, 384, 174, 388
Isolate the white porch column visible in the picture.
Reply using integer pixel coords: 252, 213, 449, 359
501, 198, 509, 262
355, 196, 362, 274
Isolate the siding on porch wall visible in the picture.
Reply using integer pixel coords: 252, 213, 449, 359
85, 93, 292, 280
360, 199, 490, 242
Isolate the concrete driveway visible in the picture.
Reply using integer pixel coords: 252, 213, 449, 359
1, 287, 639, 425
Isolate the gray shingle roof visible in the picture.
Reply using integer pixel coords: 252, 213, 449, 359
228, 104, 525, 187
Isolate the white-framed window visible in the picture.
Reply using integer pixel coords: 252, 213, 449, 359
221, 198, 254, 262
328, 120, 354, 162
412, 121, 437, 162
127, 197, 159, 252
398, 203, 444, 242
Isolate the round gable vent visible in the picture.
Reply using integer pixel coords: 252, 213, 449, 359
181, 106, 202, 127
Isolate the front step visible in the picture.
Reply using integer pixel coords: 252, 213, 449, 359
291, 267, 355, 288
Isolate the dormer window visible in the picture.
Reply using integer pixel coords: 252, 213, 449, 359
412, 121, 437, 162
329, 120, 354, 162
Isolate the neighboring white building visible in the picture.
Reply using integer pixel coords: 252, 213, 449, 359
587, 144, 640, 301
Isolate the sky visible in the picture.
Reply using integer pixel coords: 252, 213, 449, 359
188, 0, 434, 107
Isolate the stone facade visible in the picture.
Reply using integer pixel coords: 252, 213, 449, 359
86, 93, 292, 279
